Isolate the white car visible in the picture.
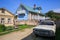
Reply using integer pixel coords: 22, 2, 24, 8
33, 20, 56, 37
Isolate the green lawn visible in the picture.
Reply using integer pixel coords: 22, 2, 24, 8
0, 24, 35, 36
18, 24, 35, 29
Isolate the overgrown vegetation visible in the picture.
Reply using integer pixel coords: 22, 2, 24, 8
0, 24, 6, 32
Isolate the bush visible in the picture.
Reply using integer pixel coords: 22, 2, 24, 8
0, 24, 6, 32
6, 26, 14, 31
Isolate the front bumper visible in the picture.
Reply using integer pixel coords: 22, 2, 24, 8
33, 30, 55, 37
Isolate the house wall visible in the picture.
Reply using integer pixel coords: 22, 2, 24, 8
17, 6, 28, 20
15, 12, 39, 25
15, 20, 38, 25
28, 12, 32, 20
28, 12, 43, 20
0, 9, 15, 26
16, 12, 44, 25
17, 12, 28, 20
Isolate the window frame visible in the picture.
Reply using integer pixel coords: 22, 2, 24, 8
1, 18, 5, 24
8, 18, 11, 24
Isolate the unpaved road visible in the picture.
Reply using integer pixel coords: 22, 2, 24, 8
0, 28, 33, 40
0, 28, 55, 40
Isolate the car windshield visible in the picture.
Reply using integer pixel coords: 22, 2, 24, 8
40, 21, 54, 25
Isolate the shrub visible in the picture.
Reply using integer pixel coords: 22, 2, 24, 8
0, 24, 6, 32
6, 26, 14, 31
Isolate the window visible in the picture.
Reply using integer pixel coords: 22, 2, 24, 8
18, 14, 25, 18
1, 8, 5, 13
1, 18, 5, 24
8, 18, 11, 24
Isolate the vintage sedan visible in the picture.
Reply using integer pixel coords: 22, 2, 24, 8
33, 20, 56, 37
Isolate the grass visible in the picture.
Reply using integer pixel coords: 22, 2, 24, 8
18, 24, 35, 30
0, 24, 35, 36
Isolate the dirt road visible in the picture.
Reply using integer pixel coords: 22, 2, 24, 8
0, 28, 33, 40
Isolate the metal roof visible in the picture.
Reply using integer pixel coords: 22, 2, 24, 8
20, 4, 39, 13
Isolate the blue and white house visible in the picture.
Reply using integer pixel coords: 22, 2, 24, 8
16, 4, 44, 25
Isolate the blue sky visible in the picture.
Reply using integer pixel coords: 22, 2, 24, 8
0, 0, 60, 14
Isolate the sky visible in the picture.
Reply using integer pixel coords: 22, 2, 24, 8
0, 0, 60, 14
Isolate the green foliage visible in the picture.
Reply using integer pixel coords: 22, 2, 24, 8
0, 24, 35, 36
46, 11, 54, 18
18, 24, 34, 30
0, 24, 6, 32
6, 26, 14, 31
45, 10, 60, 20
19, 24, 29, 29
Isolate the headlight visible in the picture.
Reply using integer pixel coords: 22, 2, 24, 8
50, 30, 54, 35
50, 30, 53, 33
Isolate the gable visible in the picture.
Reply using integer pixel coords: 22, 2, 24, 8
5, 10, 14, 16
0, 8, 15, 17
17, 5, 27, 14
16, 4, 43, 15
19, 4, 39, 13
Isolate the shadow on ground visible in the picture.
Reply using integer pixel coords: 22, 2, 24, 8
21, 33, 55, 40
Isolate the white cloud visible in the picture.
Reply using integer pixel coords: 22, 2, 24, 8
53, 9, 60, 13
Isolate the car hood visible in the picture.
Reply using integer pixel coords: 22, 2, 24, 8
33, 25, 56, 33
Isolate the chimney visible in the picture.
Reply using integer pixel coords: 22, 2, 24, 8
33, 4, 36, 10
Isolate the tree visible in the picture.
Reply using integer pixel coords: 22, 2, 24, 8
45, 10, 60, 20
45, 11, 55, 18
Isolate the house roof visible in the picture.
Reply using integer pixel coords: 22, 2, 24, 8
17, 4, 43, 14
20, 4, 39, 13
21, 4, 44, 16
0, 8, 15, 16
